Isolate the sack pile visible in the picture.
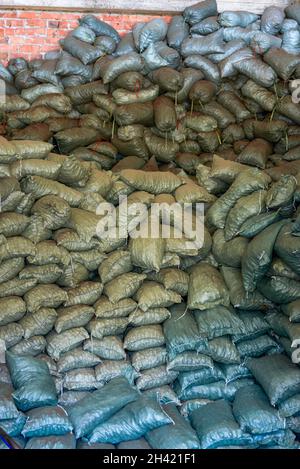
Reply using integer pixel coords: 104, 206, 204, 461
1, 0, 300, 449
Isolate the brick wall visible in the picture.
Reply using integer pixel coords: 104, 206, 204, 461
0, 10, 171, 63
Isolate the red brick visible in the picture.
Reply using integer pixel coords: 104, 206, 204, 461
25, 19, 47, 27
17, 11, 40, 19
5, 19, 24, 27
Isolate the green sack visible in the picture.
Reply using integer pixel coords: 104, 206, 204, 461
163, 304, 207, 360
224, 190, 267, 241
0, 413, 26, 437
167, 351, 212, 373
221, 266, 274, 310
146, 404, 200, 449
207, 336, 240, 364
257, 275, 300, 304
88, 396, 172, 444
246, 354, 300, 406
233, 384, 286, 434
83, 336, 125, 361
190, 400, 244, 449
194, 306, 245, 339
220, 363, 252, 383
207, 168, 271, 229
236, 334, 281, 359
132, 347, 167, 372
232, 310, 271, 343
68, 377, 139, 438
241, 220, 287, 292
136, 366, 178, 391
188, 263, 230, 310
22, 406, 73, 438
6, 352, 57, 411
57, 349, 101, 373
124, 325, 165, 351
177, 366, 224, 392
176, 378, 254, 402
278, 394, 300, 418
275, 222, 300, 275
212, 230, 248, 268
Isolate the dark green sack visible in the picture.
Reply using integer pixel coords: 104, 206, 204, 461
190, 400, 244, 449
79, 15, 120, 43
163, 304, 207, 360
176, 378, 254, 402
68, 377, 139, 438
101, 53, 143, 84
6, 352, 57, 411
278, 394, 300, 418
207, 337, 240, 364
233, 384, 286, 434
212, 230, 248, 268
61, 35, 104, 65
184, 55, 220, 83
167, 16, 189, 50
88, 397, 171, 444
194, 306, 245, 339
207, 168, 271, 229
237, 334, 281, 359
257, 275, 300, 304
132, 347, 167, 372
246, 354, 300, 406
181, 30, 224, 57
221, 266, 274, 310
266, 311, 300, 348
146, 404, 200, 449
241, 220, 287, 292
233, 310, 270, 343
220, 363, 252, 383
177, 366, 224, 392
239, 211, 282, 238
275, 223, 300, 275
167, 351, 212, 372
224, 190, 267, 241
183, 0, 218, 25
234, 58, 276, 88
